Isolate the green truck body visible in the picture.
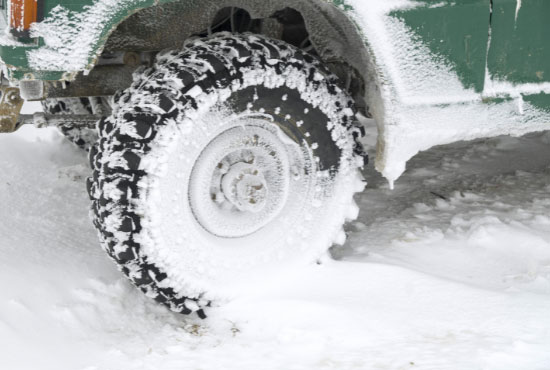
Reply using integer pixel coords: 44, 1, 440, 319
0, 0, 548, 181
393, 0, 550, 106
1, 0, 548, 87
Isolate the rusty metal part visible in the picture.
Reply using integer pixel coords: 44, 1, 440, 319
43, 65, 135, 98
0, 87, 25, 133
18, 113, 101, 129
123, 51, 141, 66
19, 80, 44, 100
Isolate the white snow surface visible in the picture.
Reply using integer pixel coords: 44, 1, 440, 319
1, 107, 550, 369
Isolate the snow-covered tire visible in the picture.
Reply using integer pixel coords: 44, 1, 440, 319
88, 33, 366, 316
42, 97, 109, 151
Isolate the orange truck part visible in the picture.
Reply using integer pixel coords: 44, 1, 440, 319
9, 0, 38, 37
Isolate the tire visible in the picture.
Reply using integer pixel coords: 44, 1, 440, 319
88, 33, 366, 316
42, 97, 110, 151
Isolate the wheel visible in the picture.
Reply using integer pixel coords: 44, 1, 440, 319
42, 97, 110, 151
88, 33, 366, 316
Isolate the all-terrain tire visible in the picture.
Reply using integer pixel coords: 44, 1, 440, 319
88, 33, 366, 316
42, 97, 110, 151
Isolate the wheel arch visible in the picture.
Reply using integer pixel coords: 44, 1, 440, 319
93, 0, 382, 116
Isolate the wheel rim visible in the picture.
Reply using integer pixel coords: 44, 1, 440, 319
188, 118, 303, 238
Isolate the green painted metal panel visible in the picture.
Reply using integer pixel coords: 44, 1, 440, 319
524, 93, 550, 113
488, 0, 550, 84
1, 0, 355, 80
0, 0, 155, 80
0, 0, 548, 98
390, 0, 491, 92
331, 0, 352, 11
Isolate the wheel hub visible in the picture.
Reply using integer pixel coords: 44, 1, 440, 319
220, 162, 268, 213
189, 120, 302, 238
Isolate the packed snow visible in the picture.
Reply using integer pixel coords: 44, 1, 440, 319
0, 102, 549, 370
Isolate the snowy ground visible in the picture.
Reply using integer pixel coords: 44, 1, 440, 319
1, 104, 549, 370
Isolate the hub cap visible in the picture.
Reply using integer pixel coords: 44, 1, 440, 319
220, 161, 268, 213
189, 119, 303, 238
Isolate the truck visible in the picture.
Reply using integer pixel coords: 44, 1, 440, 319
0, 0, 548, 317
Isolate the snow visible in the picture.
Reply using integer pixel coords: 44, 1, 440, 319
375, 96, 550, 186
484, 79, 550, 98
0, 31, 27, 47
28, 0, 150, 72
515, 0, 522, 22
1, 106, 550, 369
0, 11, 26, 48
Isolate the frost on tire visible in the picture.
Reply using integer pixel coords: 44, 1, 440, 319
42, 97, 109, 151
88, 33, 366, 316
